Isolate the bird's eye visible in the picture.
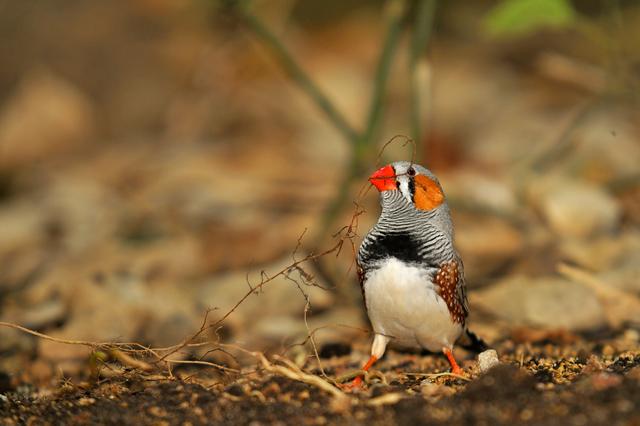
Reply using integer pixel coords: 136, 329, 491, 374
407, 167, 416, 176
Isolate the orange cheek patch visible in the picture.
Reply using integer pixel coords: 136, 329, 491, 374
414, 175, 444, 210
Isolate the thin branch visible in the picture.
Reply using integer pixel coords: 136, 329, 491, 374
530, 99, 602, 172
236, 4, 359, 144
0, 322, 152, 354
255, 352, 347, 399
404, 371, 471, 381
0, 174, 368, 385
306, 0, 409, 242
163, 359, 241, 374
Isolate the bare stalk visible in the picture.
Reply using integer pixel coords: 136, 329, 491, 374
409, 0, 437, 159
236, 4, 359, 145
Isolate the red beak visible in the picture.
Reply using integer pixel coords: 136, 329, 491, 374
369, 165, 397, 192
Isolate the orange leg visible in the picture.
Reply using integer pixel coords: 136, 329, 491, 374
443, 348, 463, 375
346, 355, 378, 389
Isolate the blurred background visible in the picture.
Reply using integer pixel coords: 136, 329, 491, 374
0, 0, 639, 385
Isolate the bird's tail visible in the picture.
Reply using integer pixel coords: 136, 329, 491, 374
459, 328, 489, 353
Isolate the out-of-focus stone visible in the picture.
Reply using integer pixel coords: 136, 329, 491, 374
559, 232, 640, 272
533, 178, 621, 238
598, 250, 640, 295
7, 299, 66, 330
442, 171, 519, 215
42, 178, 122, 253
471, 275, 606, 331
0, 327, 37, 354
0, 69, 94, 170
478, 349, 500, 373
251, 316, 307, 342
196, 257, 335, 341
0, 247, 48, 295
0, 201, 45, 251
35, 261, 201, 374
454, 215, 524, 282
572, 110, 640, 179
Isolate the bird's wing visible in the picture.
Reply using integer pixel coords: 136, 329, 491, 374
356, 261, 366, 304
455, 256, 470, 319
434, 258, 469, 324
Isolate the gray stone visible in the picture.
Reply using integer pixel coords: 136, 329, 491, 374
478, 349, 500, 373
536, 179, 621, 238
472, 275, 606, 331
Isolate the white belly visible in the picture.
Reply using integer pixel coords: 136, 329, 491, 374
363, 258, 462, 352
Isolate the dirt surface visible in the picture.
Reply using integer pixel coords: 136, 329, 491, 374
2, 332, 640, 426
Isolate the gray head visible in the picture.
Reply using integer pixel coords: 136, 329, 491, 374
368, 161, 447, 210
368, 161, 453, 237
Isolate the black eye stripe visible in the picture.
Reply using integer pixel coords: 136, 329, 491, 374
409, 175, 416, 201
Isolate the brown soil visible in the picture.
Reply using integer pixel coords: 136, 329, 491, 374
2, 333, 639, 426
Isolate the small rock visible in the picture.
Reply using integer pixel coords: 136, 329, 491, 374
573, 111, 640, 178
11, 299, 67, 330
454, 215, 524, 281
251, 316, 306, 341
535, 179, 621, 238
443, 171, 519, 215
0, 69, 94, 171
472, 275, 606, 331
598, 247, 640, 295
43, 178, 122, 253
196, 257, 335, 339
0, 327, 36, 354
478, 349, 500, 373
559, 232, 640, 272
77, 397, 96, 406
623, 329, 639, 343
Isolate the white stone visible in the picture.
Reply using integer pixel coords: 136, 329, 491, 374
478, 349, 500, 373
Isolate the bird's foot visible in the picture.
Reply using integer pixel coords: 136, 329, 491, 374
340, 375, 364, 391
450, 365, 464, 376
443, 347, 464, 376
340, 355, 378, 391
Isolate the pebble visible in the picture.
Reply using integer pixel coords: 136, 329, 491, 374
537, 179, 621, 238
478, 349, 500, 373
0, 69, 94, 171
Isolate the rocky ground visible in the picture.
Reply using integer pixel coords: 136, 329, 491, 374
2, 330, 640, 425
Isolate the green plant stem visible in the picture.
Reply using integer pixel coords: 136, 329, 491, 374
409, 0, 437, 159
318, 0, 408, 239
238, 5, 360, 144
358, 0, 407, 161
235, 0, 409, 247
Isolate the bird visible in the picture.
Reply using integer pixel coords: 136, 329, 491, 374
350, 161, 486, 387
